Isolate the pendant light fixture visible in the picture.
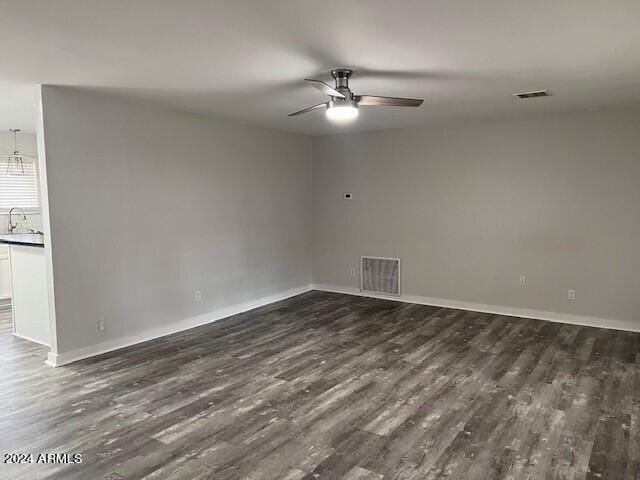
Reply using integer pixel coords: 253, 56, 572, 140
2, 129, 35, 175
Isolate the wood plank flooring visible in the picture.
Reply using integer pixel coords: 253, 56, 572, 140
0, 306, 12, 335
0, 291, 638, 479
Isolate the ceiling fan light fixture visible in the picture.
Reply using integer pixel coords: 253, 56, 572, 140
289, 69, 423, 119
326, 99, 358, 121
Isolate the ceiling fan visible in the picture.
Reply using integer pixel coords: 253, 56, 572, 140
288, 69, 423, 121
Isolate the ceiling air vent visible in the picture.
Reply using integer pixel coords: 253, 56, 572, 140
513, 90, 551, 99
361, 256, 401, 296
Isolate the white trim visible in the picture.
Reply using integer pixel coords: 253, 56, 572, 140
46, 284, 312, 367
312, 283, 640, 333
36, 86, 58, 358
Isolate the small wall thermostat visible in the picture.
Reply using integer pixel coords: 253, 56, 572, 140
343, 192, 353, 200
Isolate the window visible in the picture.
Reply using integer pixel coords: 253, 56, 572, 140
0, 158, 40, 211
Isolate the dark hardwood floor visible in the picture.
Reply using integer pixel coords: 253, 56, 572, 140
0, 291, 638, 479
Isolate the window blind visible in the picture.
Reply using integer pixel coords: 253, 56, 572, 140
0, 159, 40, 210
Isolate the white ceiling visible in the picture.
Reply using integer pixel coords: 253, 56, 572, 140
1, 0, 640, 135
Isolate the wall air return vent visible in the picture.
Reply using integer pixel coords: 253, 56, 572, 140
361, 256, 401, 296
513, 90, 551, 99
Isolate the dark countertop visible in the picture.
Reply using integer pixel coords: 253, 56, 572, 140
0, 233, 45, 247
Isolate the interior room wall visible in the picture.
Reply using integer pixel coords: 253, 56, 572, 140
40, 86, 312, 359
312, 107, 640, 331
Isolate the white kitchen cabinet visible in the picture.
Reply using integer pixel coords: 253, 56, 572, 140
9, 245, 51, 346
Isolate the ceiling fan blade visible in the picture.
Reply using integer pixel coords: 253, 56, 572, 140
355, 95, 424, 107
304, 79, 345, 99
288, 102, 327, 117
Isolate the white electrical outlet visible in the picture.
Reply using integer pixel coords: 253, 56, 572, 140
195, 290, 202, 302
568, 289, 576, 300
350, 267, 357, 277
98, 317, 106, 332
519, 274, 526, 286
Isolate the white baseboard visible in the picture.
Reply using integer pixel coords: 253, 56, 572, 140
47, 284, 312, 367
312, 283, 640, 333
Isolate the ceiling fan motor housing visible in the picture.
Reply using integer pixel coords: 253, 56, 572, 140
332, 69, 354, 99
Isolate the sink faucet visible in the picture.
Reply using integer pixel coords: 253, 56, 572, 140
8, 207, 27, 233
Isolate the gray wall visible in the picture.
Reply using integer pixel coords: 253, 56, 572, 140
313, 108, 640, 327
41, 86, 312, 354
